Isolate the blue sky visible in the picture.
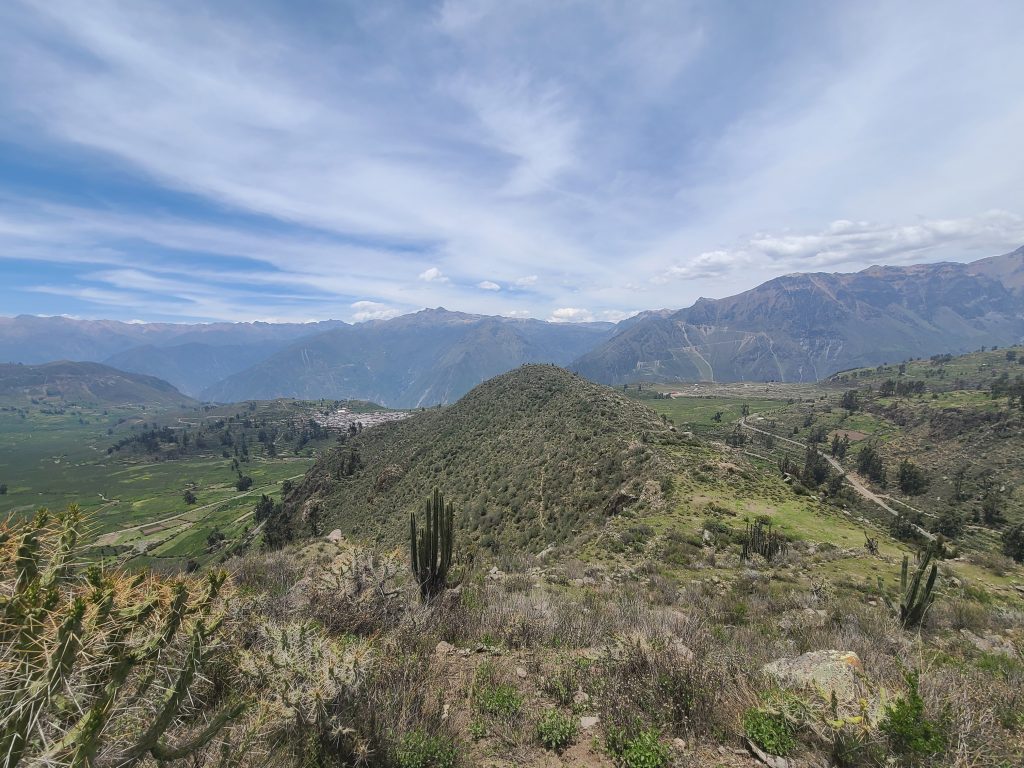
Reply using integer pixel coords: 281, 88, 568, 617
1, 0, 1023, 324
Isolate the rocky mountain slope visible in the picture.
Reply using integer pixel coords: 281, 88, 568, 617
202, 310, 615, 407
573, 248, 1024, 385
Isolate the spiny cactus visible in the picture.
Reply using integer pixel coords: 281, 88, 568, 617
0, 505, 245, 767
409, 489, 458, 602
879, 546, 939, 628
741, 518, 789, 562
237, 618, 372, 765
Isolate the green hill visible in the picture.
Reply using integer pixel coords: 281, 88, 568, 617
276, 364, 681, 553
0, 361, 196, 408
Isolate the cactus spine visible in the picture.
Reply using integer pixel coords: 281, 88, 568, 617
409, 489, 457, 602
879, 547, 939, 628
0, 505, 245, 768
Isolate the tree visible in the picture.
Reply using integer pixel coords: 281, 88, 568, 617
897, 459, 930, 496
253, 493, 275, 523
235, 474, 253, 492
981, 490, 1006, 526
840, 389, 860, 412
183, 489, 197, 505
951, 465, 969, 503
1002, 523, 1024, 562
801, 444, 830, 487
0, 483, 7, 495
856, 443, 887, 486
934, 508, 964, 538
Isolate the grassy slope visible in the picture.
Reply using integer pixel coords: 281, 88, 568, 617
282, 365, 682, 553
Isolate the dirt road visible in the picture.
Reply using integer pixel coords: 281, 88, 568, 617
738, 416, 934, 541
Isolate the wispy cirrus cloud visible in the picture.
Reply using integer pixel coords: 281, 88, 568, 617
0, 0, 1021, 323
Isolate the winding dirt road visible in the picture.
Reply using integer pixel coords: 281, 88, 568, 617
738, 415, 934, 541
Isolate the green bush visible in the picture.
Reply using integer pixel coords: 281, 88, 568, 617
743, 707, 796, 757
396, 729, 459, 768
879, 671, 946, 764
617, 728, 670, 768
536, 709, 578, 752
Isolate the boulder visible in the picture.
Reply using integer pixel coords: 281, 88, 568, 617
762, 650, 862, 705
960, 629, 1020, 658
325, 529, 343, 543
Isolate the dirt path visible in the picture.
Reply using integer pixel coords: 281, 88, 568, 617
738, 416, 934, 541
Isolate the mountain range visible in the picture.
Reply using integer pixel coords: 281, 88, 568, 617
1, 248, 1022, 403
574, 247, 1024, 384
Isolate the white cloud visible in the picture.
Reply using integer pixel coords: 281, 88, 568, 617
599, 309, 639, 323
350, 301, 402, 322
657, 211, 1024, 284
476, 280, 500, 291
513, 275, 538, 287
418, 267, 450, 283
548, 307, 594, 323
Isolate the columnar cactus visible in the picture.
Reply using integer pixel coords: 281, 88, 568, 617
879, 547, 939, 628
0, 505, 245, 767
409, 489, 457, 602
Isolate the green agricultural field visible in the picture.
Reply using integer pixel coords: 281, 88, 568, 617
641, 395, 785, 433
0, 397, 356, 570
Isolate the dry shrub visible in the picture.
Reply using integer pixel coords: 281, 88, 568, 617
305, 551, 407, 637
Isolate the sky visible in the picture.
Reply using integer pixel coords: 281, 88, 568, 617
1, 0, 1023, 325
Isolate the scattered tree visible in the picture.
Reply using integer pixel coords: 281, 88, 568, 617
897, 459, 930, 496
1002, 523, 1024, 562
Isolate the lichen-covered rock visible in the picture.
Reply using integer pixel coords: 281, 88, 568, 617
762, 650, 862, 702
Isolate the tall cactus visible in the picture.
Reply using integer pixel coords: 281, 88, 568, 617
879, 546, 939, 628
409, 489, 457, 602
0, 505, 246, 768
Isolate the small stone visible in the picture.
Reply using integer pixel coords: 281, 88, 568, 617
435, 641, 455, 656
672, 737, 686, 751
580, 716, 600, 730
516, 666, 528, 678
573, 691, 590, 705
325, 529, 343, 543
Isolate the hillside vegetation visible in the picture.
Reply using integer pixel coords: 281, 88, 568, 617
0, 361, 196, 408
277, 365, 681, 553
2, 360, 1023, 767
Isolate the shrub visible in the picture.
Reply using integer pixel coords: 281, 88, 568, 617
617, 728, 670, 768
476, 682, 523, 718
879, 671, 946, 764
743, 707, 796, 757
1002, 523, 1024, 562
473, 662, 523, 719
396, 729, 458, 768
536, 709, 578, 752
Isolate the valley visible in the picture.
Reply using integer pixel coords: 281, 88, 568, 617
2, 349, 1023, 768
